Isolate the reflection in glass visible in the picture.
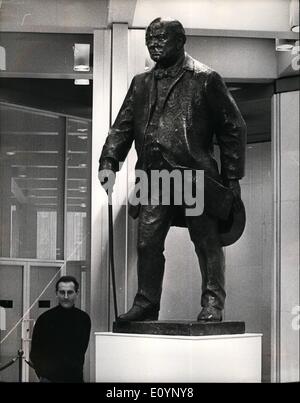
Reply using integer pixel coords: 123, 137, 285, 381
0, 105, 91, 262
0, 104, 64, 259
66, 118, 90, 262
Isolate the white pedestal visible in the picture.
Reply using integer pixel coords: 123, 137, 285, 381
95, 332, 262, 383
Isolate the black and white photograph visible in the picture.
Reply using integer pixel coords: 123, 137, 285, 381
0, 0, 299, 387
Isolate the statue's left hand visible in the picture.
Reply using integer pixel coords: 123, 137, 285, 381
227, 179, 242, 211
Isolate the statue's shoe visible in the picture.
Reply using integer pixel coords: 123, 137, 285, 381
197, 306, 222, 322
117, 304, 159, 322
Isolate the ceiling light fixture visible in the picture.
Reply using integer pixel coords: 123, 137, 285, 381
0, 45, 6, 71
276, 38, 295, 51
17, 166, 27, 178
290, 0, 299, 33
73, 43, 90, 72
74, 79, 90, 85
228, 86, 241, 92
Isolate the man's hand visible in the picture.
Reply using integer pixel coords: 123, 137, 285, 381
227, 179, 242, 211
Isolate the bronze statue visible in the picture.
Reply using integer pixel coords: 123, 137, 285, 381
99, 17, 246, 322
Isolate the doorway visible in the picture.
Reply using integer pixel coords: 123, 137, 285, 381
0, 259, 64, 382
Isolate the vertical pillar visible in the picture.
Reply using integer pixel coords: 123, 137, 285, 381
126, 29, 148, 309
90, 29, 111, 381
110, 23, 130, 320
272, 90, 300, 382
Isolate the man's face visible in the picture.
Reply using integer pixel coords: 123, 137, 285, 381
146, 24, 179, 65
56, 282, 78, 309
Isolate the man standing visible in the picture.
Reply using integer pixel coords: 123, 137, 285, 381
30, 276, 91, 382
99, 18, 246, 322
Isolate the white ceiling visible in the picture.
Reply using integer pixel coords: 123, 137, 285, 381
132, 0, 291, 31
0, 0, 295, 33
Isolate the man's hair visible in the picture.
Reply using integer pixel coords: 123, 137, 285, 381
55, 276, 79, 292
147, 17, 186, 44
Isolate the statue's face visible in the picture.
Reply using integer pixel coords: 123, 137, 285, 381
146, 23, 179, 65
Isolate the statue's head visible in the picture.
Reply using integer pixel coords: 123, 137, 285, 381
145, 17, 186, 66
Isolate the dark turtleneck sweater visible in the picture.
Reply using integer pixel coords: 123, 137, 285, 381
30, 305, 91, 382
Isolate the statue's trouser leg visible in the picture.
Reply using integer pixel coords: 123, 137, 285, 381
186, 211, 225, 310
136, 204, 174, 307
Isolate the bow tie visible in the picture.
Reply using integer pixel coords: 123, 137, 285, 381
154, 69, 172, 80
154, 68, 179, 80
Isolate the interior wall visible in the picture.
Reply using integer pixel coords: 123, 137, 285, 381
186, 36, 277, 81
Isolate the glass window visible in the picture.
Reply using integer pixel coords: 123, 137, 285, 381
0, 104, 64, 259
66, 118, 90, 262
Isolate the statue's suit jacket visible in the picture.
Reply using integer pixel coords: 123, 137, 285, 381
100, 53, 246, 218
